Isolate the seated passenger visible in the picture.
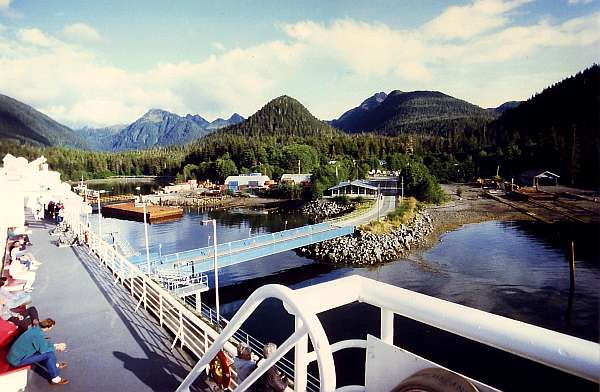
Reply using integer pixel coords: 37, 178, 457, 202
234, 342, 257, 386
8, 225, 32, 245
256, 342, 288, 392
7, 318, 69, 385
8, 260, 35, 292
0, 297, 39, 331
0, 279, 39, 330
10, 240, 28, 262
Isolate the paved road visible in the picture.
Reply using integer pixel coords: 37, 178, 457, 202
335, 195, 397, 227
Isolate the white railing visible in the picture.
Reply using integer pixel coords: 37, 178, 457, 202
177, 275, 600, 392
63, 210, 313, 391
184, 298, 321, 391
63, 213, 237, 374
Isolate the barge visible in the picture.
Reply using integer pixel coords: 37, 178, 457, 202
102, 201, 184, 223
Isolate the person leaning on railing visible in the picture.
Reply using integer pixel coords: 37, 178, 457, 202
6, 318, 69, 385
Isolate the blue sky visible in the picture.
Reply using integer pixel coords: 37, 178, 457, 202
1, 0, 599, 126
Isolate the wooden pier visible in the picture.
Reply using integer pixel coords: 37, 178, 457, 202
102, 202, 183, 223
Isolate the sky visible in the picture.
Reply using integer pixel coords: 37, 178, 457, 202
0, 0, 599, 127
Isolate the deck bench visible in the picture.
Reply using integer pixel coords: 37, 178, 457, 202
0, 320, 30, 392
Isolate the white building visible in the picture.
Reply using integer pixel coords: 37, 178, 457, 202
327, 179, 379, 198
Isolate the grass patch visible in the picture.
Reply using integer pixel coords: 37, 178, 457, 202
361, 197, 419, 234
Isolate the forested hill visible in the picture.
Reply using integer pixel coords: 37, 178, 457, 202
0, 94, 87, 148
331, 92, 387, 131
492, 101, 521, 114
332, 90, 497, 136
215, 95, 338, 138
490, 64, 600, 186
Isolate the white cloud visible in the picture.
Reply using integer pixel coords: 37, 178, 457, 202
211, 42, 225, 51
0, 0, 599, 126
0, 0, 11, 10
423, 0, 532, 40
17, 28, 55, 47
63, 23, 102, 43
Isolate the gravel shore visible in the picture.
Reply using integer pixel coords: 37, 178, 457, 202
413, 184, 530, 253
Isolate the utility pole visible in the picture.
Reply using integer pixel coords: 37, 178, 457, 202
298, 159, 301, 175
401, 176, 404, 203
377, 186, 381, 222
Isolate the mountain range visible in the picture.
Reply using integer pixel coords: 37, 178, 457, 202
0, 93, 245, 151
330, 90, 498, 136
102, 110, 244, 151
0, 93, 87, 148
0, 86, 560, 152
77, 110, 244, 151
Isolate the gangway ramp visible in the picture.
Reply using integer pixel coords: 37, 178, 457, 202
132, 223, 354, 273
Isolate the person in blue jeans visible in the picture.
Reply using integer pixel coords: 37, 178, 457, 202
6, 318, 69, 385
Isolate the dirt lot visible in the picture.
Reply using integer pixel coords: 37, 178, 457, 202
414, 183, 600, 254
415, 184, 530, 252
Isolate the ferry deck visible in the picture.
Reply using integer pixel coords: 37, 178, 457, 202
1, 154, 599, 392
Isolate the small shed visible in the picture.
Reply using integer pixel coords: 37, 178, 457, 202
327, 180, 379, 198
518, 170, 560, 187
280, 173, 312, 187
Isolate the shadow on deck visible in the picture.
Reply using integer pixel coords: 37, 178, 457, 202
25, 218, 212, 391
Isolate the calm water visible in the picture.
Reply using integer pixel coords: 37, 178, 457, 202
95, 208, 599, 391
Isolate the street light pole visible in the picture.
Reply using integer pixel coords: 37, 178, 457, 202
203, 219, 220, 330
136, 187, 151, 275
96, 191, 102, 238
142, 199, 151, 275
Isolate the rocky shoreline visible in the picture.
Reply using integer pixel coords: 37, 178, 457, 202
296, 211, 433, 265
300, 199, 354, 220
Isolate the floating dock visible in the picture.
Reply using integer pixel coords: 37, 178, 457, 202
102, 202, 183, 223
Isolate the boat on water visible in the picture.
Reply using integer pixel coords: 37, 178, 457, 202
1, 154, 599, 391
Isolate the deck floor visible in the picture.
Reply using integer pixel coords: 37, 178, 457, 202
23, 217, 211, 391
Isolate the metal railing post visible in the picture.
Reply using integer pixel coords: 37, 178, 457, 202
159, 292, 164, 326
294, 317, 308, 391
381, 308, 394, 344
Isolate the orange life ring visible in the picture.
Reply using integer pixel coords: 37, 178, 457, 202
209, 350, 232, 389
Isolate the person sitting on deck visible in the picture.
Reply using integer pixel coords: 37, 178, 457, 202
10, 242, 40, 271
6, 318, 69, 385
234, 342, 257, 386
8, 257, 36, 293
10, 239, 28, 263
0, 297, 39, 331
0, 278, 39, 330
256, 342, 288, 392
8, 225, 32, 247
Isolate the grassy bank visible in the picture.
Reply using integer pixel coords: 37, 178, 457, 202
361, 197, 419, 234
